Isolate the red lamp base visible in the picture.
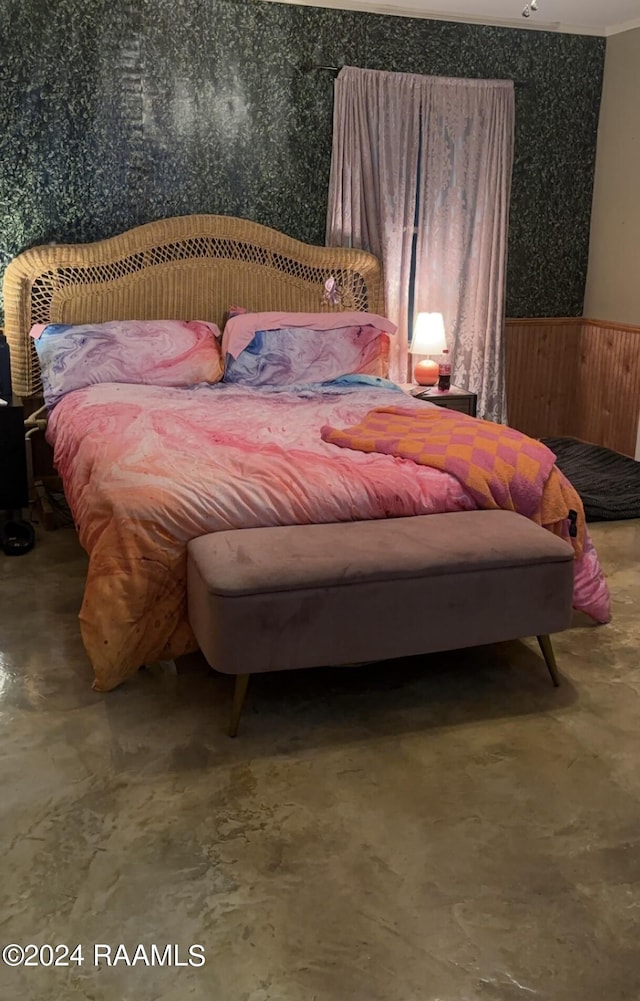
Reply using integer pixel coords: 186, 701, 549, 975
413, 358, 439, 386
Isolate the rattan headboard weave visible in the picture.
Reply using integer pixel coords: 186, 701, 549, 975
3, 214, 384, 398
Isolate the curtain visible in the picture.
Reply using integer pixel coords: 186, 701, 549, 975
326, 67, 515, 422
325, 67, 421, 384
415, 77, 514, 422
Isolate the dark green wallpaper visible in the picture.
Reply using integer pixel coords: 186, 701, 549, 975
0, 0, 605, 321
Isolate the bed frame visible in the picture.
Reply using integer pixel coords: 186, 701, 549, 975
1, 214, 593, 712
3, 214, 384, 398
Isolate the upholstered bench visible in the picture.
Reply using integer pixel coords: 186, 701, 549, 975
187, 510, 575, 736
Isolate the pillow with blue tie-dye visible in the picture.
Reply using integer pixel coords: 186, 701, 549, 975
31, 318, 223, 409
221, 311, 396, 388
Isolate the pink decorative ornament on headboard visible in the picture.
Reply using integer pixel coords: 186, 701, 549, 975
323, 277, 341, 307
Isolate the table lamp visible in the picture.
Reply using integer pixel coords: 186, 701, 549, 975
410, 312, 447, 386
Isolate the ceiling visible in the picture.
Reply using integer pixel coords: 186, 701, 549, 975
265, 0, 640, 35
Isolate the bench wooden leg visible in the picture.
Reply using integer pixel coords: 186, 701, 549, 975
229, 673, 250, 737
537, 635, 561, 687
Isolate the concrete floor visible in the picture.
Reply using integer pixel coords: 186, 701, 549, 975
0, 519, 639, 1001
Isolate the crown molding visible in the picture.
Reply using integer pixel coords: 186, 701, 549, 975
260, 0, 562, 30
605, 16, 640, 35
260, 0, 640, 37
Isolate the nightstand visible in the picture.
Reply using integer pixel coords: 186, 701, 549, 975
403, 384, 478, 417
0, 401, 29, 512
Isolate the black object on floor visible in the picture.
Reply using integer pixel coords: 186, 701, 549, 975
542, 436, 640, 522
1, 517, 35, 555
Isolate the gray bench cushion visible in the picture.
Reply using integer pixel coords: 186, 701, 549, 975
187, 510, 575, 676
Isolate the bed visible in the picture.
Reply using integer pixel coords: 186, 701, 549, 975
3, 214, 611, 692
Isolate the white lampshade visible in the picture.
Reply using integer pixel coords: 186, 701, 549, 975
410, 312, 447, 355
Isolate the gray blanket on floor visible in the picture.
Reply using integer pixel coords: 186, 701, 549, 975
542, 436, 640, 521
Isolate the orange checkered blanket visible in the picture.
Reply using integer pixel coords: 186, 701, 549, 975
321, 406, 585, 555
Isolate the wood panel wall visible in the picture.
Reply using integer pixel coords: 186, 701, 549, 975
505, 317, 640, 456
577, 321, 640, 456
504, 318, 581, 442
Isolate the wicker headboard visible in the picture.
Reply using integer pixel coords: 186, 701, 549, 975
3, 214, 384, 398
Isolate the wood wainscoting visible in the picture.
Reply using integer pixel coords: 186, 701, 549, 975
505, 317, 640, 457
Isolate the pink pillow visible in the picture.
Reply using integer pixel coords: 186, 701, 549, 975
222, 311, 396, 360
221, 311, 396, 388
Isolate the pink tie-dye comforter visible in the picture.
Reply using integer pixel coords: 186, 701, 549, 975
47, 381, 611, 691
